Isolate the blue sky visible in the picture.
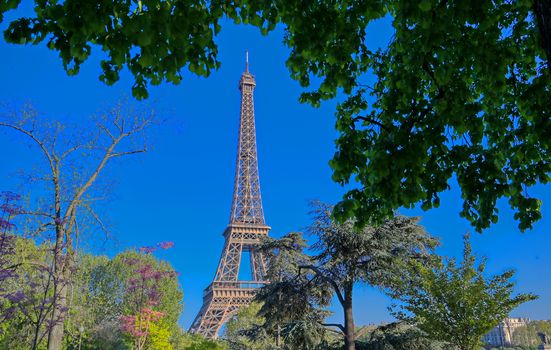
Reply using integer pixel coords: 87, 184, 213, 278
0, 9, 550, 330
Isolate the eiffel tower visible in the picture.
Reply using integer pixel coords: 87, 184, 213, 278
189, 53, 270, 339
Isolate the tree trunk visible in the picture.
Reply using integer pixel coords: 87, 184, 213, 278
47, 223, 68, 350
343, 283, 355, 350
47, 272, 68, 350
276, 325, 281, 347
534, 0, 551, 70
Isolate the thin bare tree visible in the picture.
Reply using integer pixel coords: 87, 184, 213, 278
0, 101, 155, 350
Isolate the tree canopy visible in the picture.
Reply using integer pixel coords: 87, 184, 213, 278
0, 236, 185, 350
256, 202, 437, 350
1, 1, 551, 231
389, 233, 537, 350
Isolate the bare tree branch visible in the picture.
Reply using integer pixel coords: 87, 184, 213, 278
17, 210, 55, 219
81, 203, 109, 236
0, 122, 55, 174
109, 148, 147, 158
59, 145, 82, 161
99, 124, 116, 141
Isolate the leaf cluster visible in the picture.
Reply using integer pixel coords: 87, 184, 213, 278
322, 1, 551, 232
356, 322, 446, 350
2, 1, 550, 231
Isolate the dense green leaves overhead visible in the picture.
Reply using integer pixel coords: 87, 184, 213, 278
329, 0, 551, 232
2, 0, 225, 99
0, 0, 283, 99
1, 0, 550, 231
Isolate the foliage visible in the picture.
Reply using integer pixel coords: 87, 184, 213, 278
224, 302, 275, 350
2, 1, 551, 232
0, 236, 55, 350
278, 320, 330, 350
0, 102, 155, 350
317, 1, 551, 233
119, 243, 180, 350
512, 320, 551, 347
487, 347, 538, 350
356, 322, 446, 350
0, 191, 21, 322
0, 236, 183, 350
121, 308, 165, 350
225, 302, 334, 350
256, 202, 437, 350
147, 321, 173, 350
171, 329, 228, 350
390, 234, 537, 350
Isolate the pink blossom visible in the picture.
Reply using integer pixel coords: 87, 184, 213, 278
138, 246, 157, 254
157, 241, 174, 250
119, 308, 165, 338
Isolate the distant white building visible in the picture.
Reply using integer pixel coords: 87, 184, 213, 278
483, 317, 530, 347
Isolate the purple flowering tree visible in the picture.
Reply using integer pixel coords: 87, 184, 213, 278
0, 191, 21, 322
120, 242, 177, 350
0, 192, 64, 349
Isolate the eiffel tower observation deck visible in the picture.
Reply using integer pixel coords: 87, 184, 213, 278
189, 52, 270, 339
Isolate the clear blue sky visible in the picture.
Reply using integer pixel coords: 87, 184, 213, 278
0, 7, 550, 330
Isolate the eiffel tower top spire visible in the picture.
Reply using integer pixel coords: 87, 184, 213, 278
229, 52, 265, 225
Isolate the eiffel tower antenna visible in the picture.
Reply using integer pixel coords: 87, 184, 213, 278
189, 53, 270, 339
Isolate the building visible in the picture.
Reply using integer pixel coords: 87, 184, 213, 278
483, 317, 530, 347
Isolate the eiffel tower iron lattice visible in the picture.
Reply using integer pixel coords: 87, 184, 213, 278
189, 53, 270, 339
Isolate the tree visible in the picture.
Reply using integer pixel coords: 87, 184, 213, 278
323, 1, 551, 232
2, 1, 551, 231
224, 302, 276, 350
0, 104, 154, 350
147, 321, 173, 350
119, 243, 180, 350
512, 320, 551, 347
0, 232, 183, 350
390, 233, 537, 350
0, 191, 60, 350
65, 245, 182, 350
171, 329, 228, 350
257, 202, 437, 350
0, 191, 21, 322
8, 238, 56, 350
357, 322, 446, 350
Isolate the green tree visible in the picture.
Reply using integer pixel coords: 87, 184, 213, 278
357, 322, 446, 350
390, 233, 537, 350
0, 237, 55, 350
224, 302, 275, 350
171, 329, 228, 350
2, 1, 551, 232
84, 249, 183, 350
257, 231, 326, 348
288, 1, 551, 232
147, 321, 173, 350
58, 247, 182, 350
257, 202, 437, 350
512, 320, 551, 347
